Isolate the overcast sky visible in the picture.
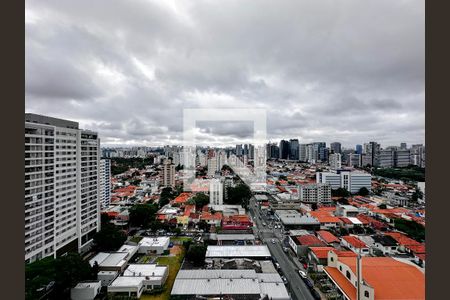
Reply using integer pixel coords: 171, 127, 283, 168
25, 0, 424, 148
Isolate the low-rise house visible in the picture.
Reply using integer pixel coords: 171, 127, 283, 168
341, 235, 369, 256
308, 247, 335, 272
316, 230, 340, 247
371, 235, 398, 255
289, 234, 327, 256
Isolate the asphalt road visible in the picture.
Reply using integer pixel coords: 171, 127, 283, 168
249, 197, 315, 300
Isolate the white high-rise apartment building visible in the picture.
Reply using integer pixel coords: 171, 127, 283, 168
209, 178, 224, 205
25, 113, 101, 263
329, 153, 342, 170
299, 183, 331, 204
99, 159, 112, 210
162, 159, 175, 187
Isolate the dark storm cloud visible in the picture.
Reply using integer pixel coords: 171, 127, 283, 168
25, 0, 424, 147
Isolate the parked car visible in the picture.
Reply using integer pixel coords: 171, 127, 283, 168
303, 278, 314, 289
271, 239, 276, 244
311, 288, 321, 300
298, 270, 307, 279
281, 276, 288, 284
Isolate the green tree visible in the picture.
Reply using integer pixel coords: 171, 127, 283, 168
129, 204, 158, 228
331, 188, 350, 197
225, 183, 252, 208
191, 193, 209, 209
185, 244, 207, 266
26, 253, 93, 300
159, 187, 176, 207
378, 203, 387, 209
358, 187, 370, 196
93, 223, 127, 251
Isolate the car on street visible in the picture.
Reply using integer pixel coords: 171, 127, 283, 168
311, 288, 322, 300
281, 276, 288, 284
298, 270, 307, 279
271, 239, 276, 244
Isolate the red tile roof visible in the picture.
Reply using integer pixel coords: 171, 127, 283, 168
173, 192, 192, 204
317, 230, 340, 244
342, 236, 367, 249
309, 247, 335, 259
297, 235, 327, 246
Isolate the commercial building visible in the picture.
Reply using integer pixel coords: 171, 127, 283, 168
348, 153, 361, 167
138, 237, 170, 254
316, 171, 371, 194
299, 143, 307, 161
329, 153, 342, 170
330, 142, 342, 154
279, 140, 290, 160
99, 159, 112, 209
171, 269, 290, 300
161, 159, 175, 187
205, 245, 271, 259
289, 139, 299, 160
363, 142, 380, 167
299, 183, 332, 205
275, 210, 320, 230
108, 264, 169, 298
25, 113, 101, 263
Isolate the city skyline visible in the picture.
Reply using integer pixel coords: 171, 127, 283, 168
26, 0, 424, 148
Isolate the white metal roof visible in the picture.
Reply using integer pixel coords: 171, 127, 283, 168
139, 237, 170, 247
171, 270, 289, 299
347, 217, 363, 225
123, 264, 167, 277
206, 246, 271, 258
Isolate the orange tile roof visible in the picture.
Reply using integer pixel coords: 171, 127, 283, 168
317, 230, 340, 244
336, 257, 425, 300
324, 266, 357, 300
200, 211, 223, 221
342, 236, 367, 248
173, 192, 192, 204
309, 247, 335, 259
407, 244, 426, 254
384, 232, 421, 247
331, 249, 358, 257
297, 235, 326, 246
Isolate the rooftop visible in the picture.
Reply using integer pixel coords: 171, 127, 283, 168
325, 257, 425, 300
342, 236, 368, 249
171, 270, 289, 299
206, 246, 271, 258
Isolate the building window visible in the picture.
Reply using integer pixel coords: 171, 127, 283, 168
330, 257, 334, 262
339, 266, 342, 271
346, 270, 351, 280
364, 291, 370, 298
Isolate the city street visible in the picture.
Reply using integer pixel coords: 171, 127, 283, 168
248, 197, 315, 300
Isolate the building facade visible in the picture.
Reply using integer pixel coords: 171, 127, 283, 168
99, 159, 112, 209
25, 113, 101, 263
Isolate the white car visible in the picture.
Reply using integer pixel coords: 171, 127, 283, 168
271, 239, 276, 244
298, 270, 307, 278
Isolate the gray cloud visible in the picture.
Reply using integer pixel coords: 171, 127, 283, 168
25, 0, 424, 148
